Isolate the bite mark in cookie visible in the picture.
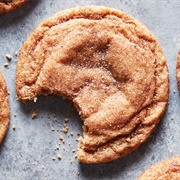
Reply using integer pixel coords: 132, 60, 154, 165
16, 6, 169, 163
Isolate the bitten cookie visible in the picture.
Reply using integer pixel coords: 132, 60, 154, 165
139, 156, 180, 179
16, 6, 169, 163
0, 71, 9, 143
0, 0, 28, 14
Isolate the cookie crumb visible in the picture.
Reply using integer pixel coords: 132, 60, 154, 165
12, 125, 16, 130
70, 132, 73, 136
15, 51, 19, 56
13, 112, 17, 117
6, 54, 12, 61
52, 157, 56, 161
33, 97, 37, 102
63, 127, 68, 133
32, 110, 38, 119
64, 117, 69, 122
72, 149, 76, 153
59, 135, 64, 142
51, 127, 55, 131
4, 62, 9, 68
57, 154, 62, 159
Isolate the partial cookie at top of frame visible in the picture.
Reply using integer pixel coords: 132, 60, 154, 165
0, 0, 28, 14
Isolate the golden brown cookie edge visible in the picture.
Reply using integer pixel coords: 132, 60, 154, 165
15, 6, 169, 163
176, 50, 180, 91
0, 0, 28, 14
138, 156, 180, 180
0, 70, 10, 144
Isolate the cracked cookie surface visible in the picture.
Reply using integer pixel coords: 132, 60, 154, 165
16, 6, 169, 163
0, 71, 9, 143
139, 156, 180, 180
0, 0, 28, 14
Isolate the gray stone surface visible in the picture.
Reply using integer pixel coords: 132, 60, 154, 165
0, 0, 180, 179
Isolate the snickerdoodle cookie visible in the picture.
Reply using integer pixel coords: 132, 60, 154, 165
16, 6, 169, 163
0, 71, 9, 143
139, 156, 180, 180
0, 0, 28, 14
176, 50, 180, 90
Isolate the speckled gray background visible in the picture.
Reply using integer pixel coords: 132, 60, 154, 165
0, 0, 180, 179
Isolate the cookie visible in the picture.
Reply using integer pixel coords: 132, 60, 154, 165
16, 6, 169, 163
139, 156, 180, 179
0, 71, 9, 143
0, 0, 28, 14
176, 50, 180, 90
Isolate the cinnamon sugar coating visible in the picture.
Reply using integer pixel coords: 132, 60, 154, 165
0, 71, 9, 143
139, 156, 180, 180
16, 6, 169, 163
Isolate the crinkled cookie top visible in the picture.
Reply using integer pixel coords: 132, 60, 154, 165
16, 6, 169, 163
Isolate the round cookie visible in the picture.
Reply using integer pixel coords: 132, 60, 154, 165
0, 71, 9, 143
0, 0, 28, 14
16, 6, 169, 163
139, 156, 180, 179
176, 50, 180, 90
